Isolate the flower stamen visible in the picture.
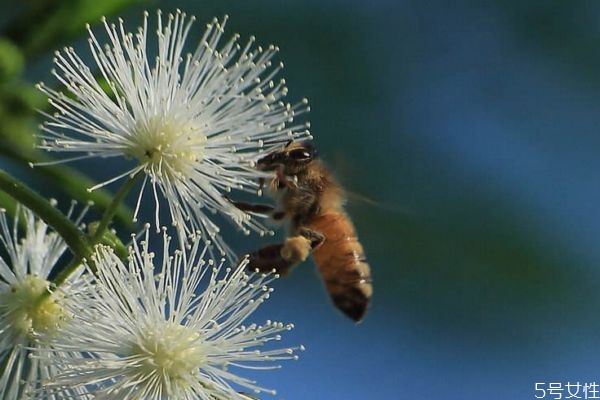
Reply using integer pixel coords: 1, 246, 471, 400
2, 275, 65, 337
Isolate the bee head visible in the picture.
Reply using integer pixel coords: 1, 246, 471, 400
257, 141, 318, 173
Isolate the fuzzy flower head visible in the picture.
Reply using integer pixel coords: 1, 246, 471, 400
0, 204, 89, 399
38, 10, 311, 254
40, 230, 302, 399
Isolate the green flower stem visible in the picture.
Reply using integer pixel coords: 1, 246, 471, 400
0, 143, 134, 226
51, 257, 79, 287
91, 171, 140, 243
0, 168, 139, 290
53, 172, 140, 286
0, 168, 92, 260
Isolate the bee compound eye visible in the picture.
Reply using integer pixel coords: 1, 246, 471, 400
289, 149, 312, 161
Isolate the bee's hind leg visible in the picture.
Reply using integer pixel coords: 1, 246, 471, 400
297, 227, 325, 249
245, 228, 324, 276
279, 228, 324, 269
244, 243, 295, 275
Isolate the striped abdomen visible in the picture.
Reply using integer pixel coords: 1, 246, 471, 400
307, 212, 372, 322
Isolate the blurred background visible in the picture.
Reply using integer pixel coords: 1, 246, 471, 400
2, 0, 600, 399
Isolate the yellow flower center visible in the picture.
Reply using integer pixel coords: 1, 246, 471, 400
130, 322, 207, 391
129, 117, 207, 178
2, 275, 65, 337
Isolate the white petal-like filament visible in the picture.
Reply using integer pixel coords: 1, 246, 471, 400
0, 206, 89, 399
38, 10, 311, 256
40, 230, 301, 399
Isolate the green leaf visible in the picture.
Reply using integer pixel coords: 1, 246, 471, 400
0, 39, 24, 81
3, 0, 143, 58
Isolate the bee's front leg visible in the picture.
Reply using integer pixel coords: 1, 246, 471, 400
228, 200, 275, 215
228, 199, 287, 222
270, 165, 299, 191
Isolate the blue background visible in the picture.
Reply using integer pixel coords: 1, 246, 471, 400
9, 0, 600, 399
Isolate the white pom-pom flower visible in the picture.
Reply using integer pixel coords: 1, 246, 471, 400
0, 204, 89, 399
37, 10, 310, 255
38, 230, 302, 399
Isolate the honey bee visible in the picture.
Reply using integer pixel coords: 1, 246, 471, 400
232, 141, 372, 322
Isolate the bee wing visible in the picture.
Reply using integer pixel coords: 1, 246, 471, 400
345, 189, 414, 216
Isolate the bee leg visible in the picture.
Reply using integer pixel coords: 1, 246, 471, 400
244, 243, 295, 275
276, 231, 324, 272
297, 227, 325, 249
280, 236, 313, 266
245, 233, 319, 276
228, 200, 275, 215
228, 199, 287, 221
273, 165, 299, 190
